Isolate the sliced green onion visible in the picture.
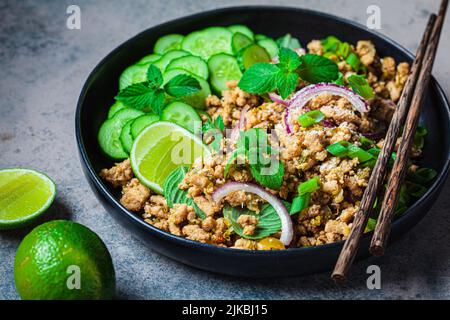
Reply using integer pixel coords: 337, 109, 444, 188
326, 141, 350, 157
298, 177, 320, 195
413, 134, 424, 149
365, 218, 377, 232
416, 125, 428, 137
346, 52, 361, 71
298, 110, 325, 127
337, 42, 351, 58
327, 141, 374, 163
360, 136, 375, 149
408, 167, 437, 184
347, 144, 374, 163
413, 126, 428, 149
290, 193, 311, 215
322, 36, 341, 52
405, 182, 427, 198
367, 147, 397, 167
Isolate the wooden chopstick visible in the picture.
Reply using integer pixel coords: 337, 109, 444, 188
370, 0, 449, 256
331, 11, 440, 282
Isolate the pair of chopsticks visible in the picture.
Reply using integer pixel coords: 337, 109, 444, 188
332, 0, 448, 282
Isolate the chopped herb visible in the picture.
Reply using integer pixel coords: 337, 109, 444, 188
290, 177, 320, 215
348, 74, 375, 99
224, 129, 285, 190
326, 141, 375, 164
408, 167, 437, 184
297, 54, 339, 84
298, 110, 325, 127
223, 204, 283, 240
163, 167, 206, 219
298, 177, 320, 195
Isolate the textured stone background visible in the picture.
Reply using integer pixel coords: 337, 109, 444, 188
0, 0, 449, 300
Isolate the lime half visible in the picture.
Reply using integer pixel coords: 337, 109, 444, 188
130, 121, 210, 193
0, 168, 56, 230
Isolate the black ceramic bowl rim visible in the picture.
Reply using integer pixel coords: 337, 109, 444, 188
76, 6, 450, 257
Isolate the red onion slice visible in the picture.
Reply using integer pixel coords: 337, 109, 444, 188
284, 83, 369, 134
212, 182, 293, 246
268, 93, 290, 106
230, 105, 250, 144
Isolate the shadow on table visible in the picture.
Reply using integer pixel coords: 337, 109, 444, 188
163, 178, 450, 299
0, 199, 73, 241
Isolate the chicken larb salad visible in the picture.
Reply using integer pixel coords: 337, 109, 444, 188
98, 25, 436, 250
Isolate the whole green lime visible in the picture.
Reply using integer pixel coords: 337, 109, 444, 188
14, 220, 115, 300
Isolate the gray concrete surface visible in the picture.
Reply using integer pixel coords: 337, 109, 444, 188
1, 0, 449, 300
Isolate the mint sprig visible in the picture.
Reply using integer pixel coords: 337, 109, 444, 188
115, 65, 201, 115
238, 48, 339, 99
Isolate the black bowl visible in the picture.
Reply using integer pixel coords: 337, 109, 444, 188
76, 6, 450, 277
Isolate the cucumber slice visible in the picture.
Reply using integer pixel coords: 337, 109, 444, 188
119, 63, 150, 90
257, 38, 279, 58
131, 114, 160, 138
238, 44, 271, 70
255, 34, 269, 41
98, 108, 144, 159
153, 50, 190, 71
161, 101, 201, 134
208, 53, 243, 94
163, 68, 211, 109
228, 25, 254, 40
166, 55, 209, 79
181, 27, 232, 60
153, 34, 184, 54
232, 32, 253, 55
120, 120, 134, 154
108, 101, 127, 119
137, 54, 161, 66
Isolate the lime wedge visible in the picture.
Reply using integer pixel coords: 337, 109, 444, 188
130, 121, 210, 193
0, 168, 56, 230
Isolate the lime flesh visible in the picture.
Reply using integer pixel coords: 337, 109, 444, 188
0, 168, 56, 229
130, 121, 210, 193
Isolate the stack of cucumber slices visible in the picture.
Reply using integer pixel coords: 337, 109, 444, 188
98, 25, 280, 165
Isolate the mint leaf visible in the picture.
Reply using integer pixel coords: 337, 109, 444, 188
115, 82, 156, 110
224, 148, 244, 177
228, 129, 285, 190
214, 115, 225, 132
202, 116, 224, 152
250, 156, 284, 190
164, 74, 201, 98
223, 204, 282, 240
146, 64, 163, 88
238, 63, 279, 94
149, 88, 166, 115
278, 48, 301, 72
348, 74, 375, 99
276, 71, 299, 99
298, 54, 339, 83
163, 167, 206, 219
